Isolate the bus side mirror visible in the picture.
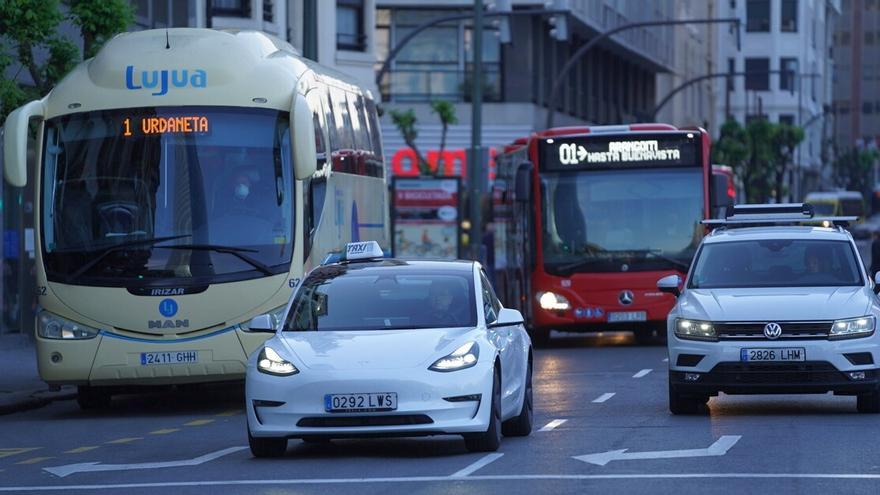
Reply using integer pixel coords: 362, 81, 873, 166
657, 274, 682, 297
710, 173, 733, 209
290, 91, 318, 180
3, 100, 44, 187
514, 162, 532, 203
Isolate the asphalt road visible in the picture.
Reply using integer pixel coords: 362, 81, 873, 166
2, 332, 880, 494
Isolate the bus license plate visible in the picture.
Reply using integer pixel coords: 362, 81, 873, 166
324, 393, 398, 413
607, 311, 647, 323
140, 351, 199, 366
740, 348, 805, 362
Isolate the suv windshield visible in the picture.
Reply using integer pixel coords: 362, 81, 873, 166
689, 239, 863, 289
283, 266, 476, 331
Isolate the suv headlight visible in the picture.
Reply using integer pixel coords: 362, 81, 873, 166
830, 316, 875, 340
674, 318, 716, 341
536, 291, 570, 311
429, 342, 479, 372
37, 311, 99, 340
257, 346, 299, 376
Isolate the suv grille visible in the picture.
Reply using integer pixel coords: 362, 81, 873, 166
715, 321, 832, 340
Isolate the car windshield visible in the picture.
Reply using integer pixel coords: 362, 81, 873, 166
283, 267, 477, 331
689, 239, 863, 289
40, 106, 294, 286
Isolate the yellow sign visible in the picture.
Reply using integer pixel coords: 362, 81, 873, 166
124, 116, 209, 137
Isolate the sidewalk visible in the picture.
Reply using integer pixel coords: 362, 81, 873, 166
0, 332, 76, 414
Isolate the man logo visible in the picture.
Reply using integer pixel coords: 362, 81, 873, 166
619, 290, 634, 306
764, 322, 783, 340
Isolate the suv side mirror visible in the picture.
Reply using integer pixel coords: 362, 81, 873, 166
489, 308, 525, 328
248, 314, 276, 333
657, 275, 682, 298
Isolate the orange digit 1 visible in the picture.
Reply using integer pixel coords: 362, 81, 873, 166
123, 118, 132, 137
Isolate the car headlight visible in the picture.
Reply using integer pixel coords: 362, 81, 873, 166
257, 346, 299, 376
674, 318, 716, 341
536, 291, 570, 311
830, 316, 875, 340
429, 342, 479, 372
37, 311, 99, 340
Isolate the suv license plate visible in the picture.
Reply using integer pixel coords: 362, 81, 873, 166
325, 393, 398, 413
607, 311, 647, 323
740, 348, 805, 362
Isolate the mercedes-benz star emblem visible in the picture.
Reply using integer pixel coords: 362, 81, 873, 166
763, 322, 782, 340
619, 290, 634, 306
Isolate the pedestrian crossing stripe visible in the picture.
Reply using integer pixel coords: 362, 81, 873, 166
0, 448, 39, 459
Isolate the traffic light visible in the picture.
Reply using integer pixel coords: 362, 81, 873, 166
548, 0, 569, 41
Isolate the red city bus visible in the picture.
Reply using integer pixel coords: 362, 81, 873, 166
491, 124, 712, 345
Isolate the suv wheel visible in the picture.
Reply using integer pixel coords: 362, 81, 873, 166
857, 390, 880, 414
668, 380, 708, 415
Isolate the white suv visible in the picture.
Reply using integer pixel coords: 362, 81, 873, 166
659, 204, 880, 414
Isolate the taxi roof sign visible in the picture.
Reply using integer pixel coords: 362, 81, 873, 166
343, 241, 384, 262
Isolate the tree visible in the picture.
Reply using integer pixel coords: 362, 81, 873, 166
0, 0, 133, 123
771, 123, 804, 202
832, 147, 878, 198
389, 100, 459, 176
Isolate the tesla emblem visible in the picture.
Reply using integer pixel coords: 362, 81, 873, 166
764, 322, 782, 339
619, 290, 634, 306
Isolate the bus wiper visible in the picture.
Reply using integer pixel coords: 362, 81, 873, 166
159, 244, 274, 276
631, 249, 690, 272
555, 258, 605, 274
66, 235, 192, 283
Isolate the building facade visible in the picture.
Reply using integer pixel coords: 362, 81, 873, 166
833, 0, 880, 149
713, 0, 840, 198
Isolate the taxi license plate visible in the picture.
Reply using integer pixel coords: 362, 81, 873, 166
324, 393, 398, 413
140, 351, 198, 366
607, 311, 647, 323
740, 348, 805, 362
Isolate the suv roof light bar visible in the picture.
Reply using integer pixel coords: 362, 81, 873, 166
703, 203, 857, 227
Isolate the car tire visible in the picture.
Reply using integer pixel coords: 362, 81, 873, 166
464, 369, 502, 452
248, 429, 288, 458
76, 386, 112, 410
529, 327, 550, 348
502, 360, 533, 437
857, 390, 880, 413
668, 381, 708, 415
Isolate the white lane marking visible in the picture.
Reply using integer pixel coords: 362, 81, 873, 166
450, 453, 504, 478
538, 419, 568, 432
592, 393, 615, 404
633, 369, 652, 378
13, 471, 880, 491
43, 446, 247, 478
574, 435, 741, 467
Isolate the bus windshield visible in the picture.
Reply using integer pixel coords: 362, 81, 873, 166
41, 106, 294, 286
541, 168, 704, 274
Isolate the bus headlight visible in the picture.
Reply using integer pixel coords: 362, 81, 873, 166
37, 311, 99, 340
537, 291, 570, 311
830, 316, 875, 340
674, 318, 716, 341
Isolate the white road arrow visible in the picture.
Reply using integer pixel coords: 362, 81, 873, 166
573, 435, 741, 467
44, 446, 247, 478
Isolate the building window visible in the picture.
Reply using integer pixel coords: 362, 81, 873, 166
746, 0, 770, 32
781, 0, 798, 32
263, 0, 273, 22
840, 31, 851, 45
779, 114, 795, 125
864, 102, 874, 114
867, 31, 876, 45
212, 0, 250, 18
745, 58, 770, 90
337, 0, 367, 51
727, 58, 736, 91
780, 57, 799, 91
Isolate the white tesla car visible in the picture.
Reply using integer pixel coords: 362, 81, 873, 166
245, 242, 533, 457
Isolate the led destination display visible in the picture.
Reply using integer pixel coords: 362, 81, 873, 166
542, 133, 700, 170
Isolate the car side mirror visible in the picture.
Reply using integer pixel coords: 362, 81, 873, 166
657, 274, 682, 298
248, 314, 276, 333
874, 272, 880, 295
489, 308, 525, 328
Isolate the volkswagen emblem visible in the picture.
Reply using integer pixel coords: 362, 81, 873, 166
618, 290, 634, 306
763, 322, 782, 340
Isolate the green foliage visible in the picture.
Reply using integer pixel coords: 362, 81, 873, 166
832, 148, 879, 197
0, 0, 133, 123
390, 101, 459, 177
430, 100, 458, 127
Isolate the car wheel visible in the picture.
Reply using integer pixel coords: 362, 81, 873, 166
248, 428, 288, 458
76, 386, 112, 410
464, 369, 502, 452
502, 360, 533, 437
668, 380, 708, 415
529, 327, 550, 348
857, 390, 880, 413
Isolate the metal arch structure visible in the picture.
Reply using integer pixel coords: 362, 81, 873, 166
544, 17, 741, 129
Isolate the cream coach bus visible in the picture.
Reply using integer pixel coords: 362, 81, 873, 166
2, 28, 389, 409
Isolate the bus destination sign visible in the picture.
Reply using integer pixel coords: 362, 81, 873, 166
123, 115, 210, 137
542, 133, 698, 171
